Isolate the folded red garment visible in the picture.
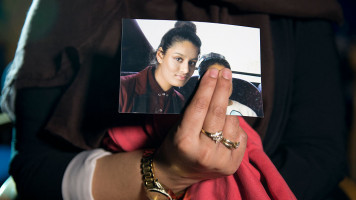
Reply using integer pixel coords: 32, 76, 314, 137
105, 116, 296, 200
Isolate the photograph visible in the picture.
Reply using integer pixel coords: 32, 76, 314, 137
119, 19, 263, 117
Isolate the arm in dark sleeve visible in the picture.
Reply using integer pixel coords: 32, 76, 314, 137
10, 87, 80, 200
6, 1, 124, 198
267, 19, 347, 200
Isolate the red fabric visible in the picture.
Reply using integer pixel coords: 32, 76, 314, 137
105, 116, 297, 200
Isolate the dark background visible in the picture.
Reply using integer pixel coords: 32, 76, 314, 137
0, 0, 32, 185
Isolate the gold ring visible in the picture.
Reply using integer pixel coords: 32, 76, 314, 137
221, 138, 240, 150
201, 128, 223, 143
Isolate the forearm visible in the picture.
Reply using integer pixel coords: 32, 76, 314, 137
92, 150, 147, 200
92, 149, 196, 200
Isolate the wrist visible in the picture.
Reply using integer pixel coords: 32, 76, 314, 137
153, 150, 198, 194
141, 149, 189, 200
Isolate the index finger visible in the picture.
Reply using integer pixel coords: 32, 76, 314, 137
179, 68, 219, 135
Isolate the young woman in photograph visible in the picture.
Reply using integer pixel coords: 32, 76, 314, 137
198, 52, 257, 117
119, 21, 201, 114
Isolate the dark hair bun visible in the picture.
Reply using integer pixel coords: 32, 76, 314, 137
174, 21, 197, 33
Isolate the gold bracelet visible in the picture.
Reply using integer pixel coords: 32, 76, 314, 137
141, 149, 172, 200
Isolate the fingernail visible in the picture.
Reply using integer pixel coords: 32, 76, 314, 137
209, 68, 218, 78
222, 68, 231, 80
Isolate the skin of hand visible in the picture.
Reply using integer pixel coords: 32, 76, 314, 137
92, 68, 247, 200
154, 67, 247, 193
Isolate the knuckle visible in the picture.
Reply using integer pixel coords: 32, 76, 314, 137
175, 136, 193, 154
217, 158, 238, 176
212, 105, 226, 120
175, 138, 187, 151
239, 129, 248, 142
224, 166, 238, 176
192, 97, 209, 114
235, 116, 240, 126
227, 115, 239, 125
197, 149, 213, 168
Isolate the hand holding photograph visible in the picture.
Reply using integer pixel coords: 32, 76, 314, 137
119, 19, 263, 117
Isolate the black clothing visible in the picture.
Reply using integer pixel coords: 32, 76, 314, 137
2, 1, 347, 199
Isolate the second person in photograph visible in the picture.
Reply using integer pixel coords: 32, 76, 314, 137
198, 52, 257, 117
